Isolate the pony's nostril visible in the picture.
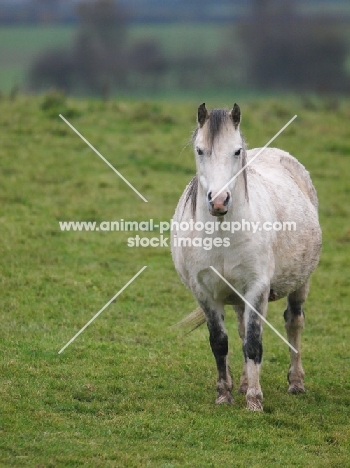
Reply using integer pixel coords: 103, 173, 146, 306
207, 191, 213, 202
224, 192, 230, 206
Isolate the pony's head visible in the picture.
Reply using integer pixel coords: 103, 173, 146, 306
192, 103, 247, 217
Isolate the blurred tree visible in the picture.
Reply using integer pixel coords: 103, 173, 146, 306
73, 0, 129, 94
251, 0, 270, 17
29, 48, 74, 92
127, 39, 167, 90
77, 0, 127, 51
33, 0, 60, 5
239, 0, 350, 93
251, 0, 294, 17
29, 0, 129, 95
29, 0, 171, 96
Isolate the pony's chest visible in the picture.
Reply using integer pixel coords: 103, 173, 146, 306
185, 232, 265, 270
191, 249, 255, 288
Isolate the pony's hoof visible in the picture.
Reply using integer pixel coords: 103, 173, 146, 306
246, 397, 263, 412
288, 383, 305, 394
215, 392, 234, 404
246, 390, 263, 411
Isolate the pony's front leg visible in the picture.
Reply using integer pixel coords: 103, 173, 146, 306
233, 304, 248, 394
200, 300, 233, 404
243, 287, 269, 412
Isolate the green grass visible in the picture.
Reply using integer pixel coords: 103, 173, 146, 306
0, 94, 350, 467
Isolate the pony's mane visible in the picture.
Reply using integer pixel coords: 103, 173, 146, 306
182, 175, 198, 220
188, 108, 249, 218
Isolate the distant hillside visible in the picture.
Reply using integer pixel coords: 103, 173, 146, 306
0, 0, 349, 24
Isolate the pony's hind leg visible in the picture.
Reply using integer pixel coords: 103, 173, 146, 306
284, 281, 309, 394
233, 304, 248, 394
201, 300, 233, 404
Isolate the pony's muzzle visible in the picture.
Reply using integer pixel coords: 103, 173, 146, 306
207, 190, 231, 216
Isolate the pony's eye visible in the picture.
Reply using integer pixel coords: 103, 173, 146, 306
197, 147, 204, 156
234, 148, 242, 156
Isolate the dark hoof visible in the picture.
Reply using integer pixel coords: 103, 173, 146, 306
215, 392, 234, 404
288, 384, 305, 394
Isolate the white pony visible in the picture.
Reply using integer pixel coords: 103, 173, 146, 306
171, 103, 321, 411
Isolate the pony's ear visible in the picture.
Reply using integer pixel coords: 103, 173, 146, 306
230, 103, 241, 128
197, 103, 209, 128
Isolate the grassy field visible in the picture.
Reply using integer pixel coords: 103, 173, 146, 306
0, 93, 350, 467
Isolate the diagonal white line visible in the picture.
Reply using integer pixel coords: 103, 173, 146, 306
58, 266, 147, 354
59, 114, 148, 203
212, 115, 297, 201
210, 266, 298, 353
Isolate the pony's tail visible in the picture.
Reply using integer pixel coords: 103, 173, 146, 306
171, 307, 206, 334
